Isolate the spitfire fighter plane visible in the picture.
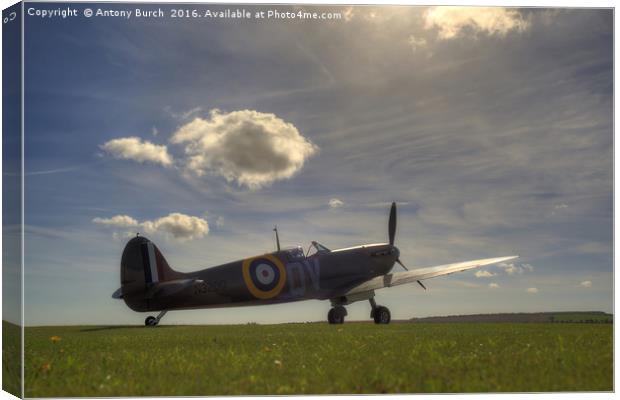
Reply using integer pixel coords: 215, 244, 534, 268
113, 203, 517, 326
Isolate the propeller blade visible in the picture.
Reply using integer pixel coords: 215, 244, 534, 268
396, 258, 408, 271
417, 280, 427, 290
388, 202, 397, 245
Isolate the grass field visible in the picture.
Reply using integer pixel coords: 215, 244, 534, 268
2, 321, 21, 397
22, 322, 612, 396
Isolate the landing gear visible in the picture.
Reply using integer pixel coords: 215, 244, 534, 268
369, 298, 391, 324
327, 306, 347, 324
373, 306, 391, 324
144, 310, 168, 327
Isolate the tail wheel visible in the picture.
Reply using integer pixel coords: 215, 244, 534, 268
328, 306, 346, 324
145, 316, 157, 326
373, 306, 391, 324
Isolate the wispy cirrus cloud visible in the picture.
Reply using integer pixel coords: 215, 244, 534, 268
423, 7, 530, 40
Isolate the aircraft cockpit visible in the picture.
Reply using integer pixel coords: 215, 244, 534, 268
306, 241, 331, 257
283, 246, 305, 261
283, 242, 331, 260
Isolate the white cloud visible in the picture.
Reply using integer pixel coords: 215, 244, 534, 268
329, 198, 344, 209
215, 216, 225, 228
142, 213, 209, 241
475, 270, 496, 278
343, 7, 354, 22
526, 287, 539, 294
424, 7, 530, 40
94, 213, 208, 241
170, 109, 318, 189
580, 280, 592, 288
554, 203, 568, 210
101, 137, 173, 166
407, 35, 428, 52
151, 126, 159, 136
488, 283, 499, 289
498, 262, 534, 275
92, 215, 139, 227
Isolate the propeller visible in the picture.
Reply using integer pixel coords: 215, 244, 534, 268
388, 202, 396, 246
395, 258, 425, 290
389, 202, 427, 291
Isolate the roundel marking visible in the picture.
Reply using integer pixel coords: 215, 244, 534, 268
242, 254, 287, 299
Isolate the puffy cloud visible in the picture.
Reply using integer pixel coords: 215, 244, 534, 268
498, 262, 534, 275
475, 270, 496, 278
488, 283, 499, 289
92, 215, 139, 227
580, 280, 592, 288
94, 212, 208, 241
142, 213, 209, 240
170, 109, 318, 189
424, 7, 529, 40
526, 287, 539, 294
329, 198, 344, 209
101, 137, 173, 166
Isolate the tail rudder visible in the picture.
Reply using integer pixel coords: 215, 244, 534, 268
119, 236, 182, 311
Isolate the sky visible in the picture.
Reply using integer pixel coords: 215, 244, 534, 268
10, 4, 613, 326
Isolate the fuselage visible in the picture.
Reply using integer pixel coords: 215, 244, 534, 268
140, 243, 400, 312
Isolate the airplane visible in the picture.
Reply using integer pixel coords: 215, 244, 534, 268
112, 202, 518, 326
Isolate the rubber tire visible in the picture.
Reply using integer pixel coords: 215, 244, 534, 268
373, 306, 391, 324
328, 307, 345, 324
145, 316, 157, 326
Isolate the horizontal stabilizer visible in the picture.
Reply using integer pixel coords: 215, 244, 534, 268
144, 278, 204, 299
346, 255, 519, 295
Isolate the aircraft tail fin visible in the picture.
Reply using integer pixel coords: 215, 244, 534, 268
118, 235, 184, 311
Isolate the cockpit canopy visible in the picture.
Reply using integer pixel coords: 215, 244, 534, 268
311, 241, 330, 253
282, 241, 331, 260
283, 246, 305, 261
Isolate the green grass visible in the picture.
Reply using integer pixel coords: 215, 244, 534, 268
550, 312, 613, 323
24, 323, 612, 396
3, 321, 21, 397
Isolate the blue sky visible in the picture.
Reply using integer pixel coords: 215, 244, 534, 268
15, 5, 612, 325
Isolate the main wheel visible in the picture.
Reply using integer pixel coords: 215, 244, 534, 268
373, 306, 391, 324
328, 307, 346, 324
145, 316, 157, 326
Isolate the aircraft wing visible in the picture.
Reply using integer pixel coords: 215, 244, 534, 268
345, 255, 518, 295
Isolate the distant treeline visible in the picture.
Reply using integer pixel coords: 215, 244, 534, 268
409, 311, 613, 324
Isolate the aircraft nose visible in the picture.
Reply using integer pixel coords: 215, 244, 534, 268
392, 246, 400, 260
